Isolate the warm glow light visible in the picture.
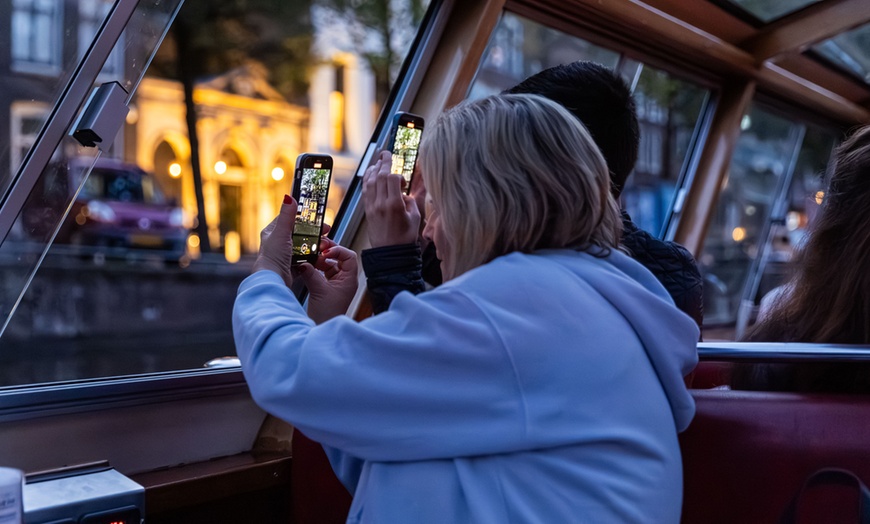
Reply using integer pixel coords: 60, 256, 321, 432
732, 227, 747, 242
224, 231, 241, 264
325, 208, 336, 229
329, 90, 345, 151
214, 161, 227, 175
815, 191, 825, 205
125, 105, 139, 125
187, 233, 201, 259
169, 162, 182, 178
271, 167, 285, 181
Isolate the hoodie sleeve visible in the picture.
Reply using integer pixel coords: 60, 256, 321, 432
233, 270, 528, 462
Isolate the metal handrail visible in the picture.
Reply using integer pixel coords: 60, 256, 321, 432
698, 342, 870, 362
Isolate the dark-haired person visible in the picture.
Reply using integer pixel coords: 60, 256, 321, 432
363, 61, 703, 327
235, 94, 699, 523
732, 125, 870, 393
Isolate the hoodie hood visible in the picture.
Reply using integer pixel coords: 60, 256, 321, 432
544, 249, 700, 432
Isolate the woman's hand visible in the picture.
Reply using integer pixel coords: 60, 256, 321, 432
363, 150, 421, 248
253, 195, 297, 287
297, 236, 360, 324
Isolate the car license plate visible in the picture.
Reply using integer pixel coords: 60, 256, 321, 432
130, 234, 163, 247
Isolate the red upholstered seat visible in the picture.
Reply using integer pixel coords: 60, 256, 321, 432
681, 389, 870, 524
291, 431, 353, 524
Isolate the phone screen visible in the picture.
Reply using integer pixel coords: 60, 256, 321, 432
293, 161, 332, 261
390, 119, 423, 190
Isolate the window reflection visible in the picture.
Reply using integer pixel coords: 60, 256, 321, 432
739, 126, 836, 337
812, 23, 870, 85
0, 0, 432, 386
468, 12, 620, 99
12, 0, 62, 71
699, 104, 839, 340
2, 0, 116, 196
726, 0, 821, 23
620, 63, 708, 237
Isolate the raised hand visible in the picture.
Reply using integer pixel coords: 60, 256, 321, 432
363, 150, 421, 248
253, 195, 297, 287
297, 241, 360, 324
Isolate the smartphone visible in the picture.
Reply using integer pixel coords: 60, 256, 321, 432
387, 112, 424, 194
291, 153, 333, 265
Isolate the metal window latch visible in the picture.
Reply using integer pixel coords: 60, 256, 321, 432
71, 81, 129, 151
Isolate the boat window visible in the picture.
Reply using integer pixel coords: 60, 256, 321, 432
618, 61, 709, 237
811, 23, 870, 86
468, 12, 711, 239
711, 0, 822, 23
3, 0, 113, 198
734, 125, 836, 337
699, 104, 840, 340
0, 0, 434, 387
467, 12, 620, 99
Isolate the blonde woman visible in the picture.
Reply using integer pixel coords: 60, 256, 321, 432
234, 94, 699, 523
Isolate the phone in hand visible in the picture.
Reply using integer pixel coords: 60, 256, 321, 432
291, 153, 333, 265
387, 112, 425, 194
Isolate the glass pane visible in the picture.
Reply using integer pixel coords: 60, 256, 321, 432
0, 0, 433, 386
748, 126, 836, 325
727, 0, 821, 23
699, 105, 802, 339
812, 23, 870, 85
0, 0, 185, 383
1, 0, 114, 200
620, 64, 708, 236
469, 14, 710, 240
467, 12, 620, 100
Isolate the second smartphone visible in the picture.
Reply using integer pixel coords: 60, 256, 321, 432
291, 153, 333, 265
387, 112, 424, 194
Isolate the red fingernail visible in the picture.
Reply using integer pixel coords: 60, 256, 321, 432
283, 194, 292, 204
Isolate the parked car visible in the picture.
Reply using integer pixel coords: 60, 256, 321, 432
22, 158, 188, 258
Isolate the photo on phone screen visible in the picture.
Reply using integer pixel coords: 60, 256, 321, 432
389, 113, 424, 194
292, 154, 333, 264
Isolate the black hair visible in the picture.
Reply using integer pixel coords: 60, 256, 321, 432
504, 61, 640, 197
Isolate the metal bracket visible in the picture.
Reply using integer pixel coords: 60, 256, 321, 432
71, 82, 130, 151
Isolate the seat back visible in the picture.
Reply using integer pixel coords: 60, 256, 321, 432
681, 388, 870, 523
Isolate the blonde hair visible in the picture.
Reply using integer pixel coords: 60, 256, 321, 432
420, 94, 622, 279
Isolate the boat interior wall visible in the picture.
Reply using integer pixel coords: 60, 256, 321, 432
0, 389, 265, 475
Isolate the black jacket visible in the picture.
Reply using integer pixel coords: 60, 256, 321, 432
363, 215, 703, 328
361, 243, 427, 315
620, 212, 703, 328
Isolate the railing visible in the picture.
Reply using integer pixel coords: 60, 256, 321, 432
698, 342, 870, 362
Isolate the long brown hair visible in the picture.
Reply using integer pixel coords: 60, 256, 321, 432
745, 125, 870, 344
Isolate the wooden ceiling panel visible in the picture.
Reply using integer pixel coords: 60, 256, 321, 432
641, 0, 756, 44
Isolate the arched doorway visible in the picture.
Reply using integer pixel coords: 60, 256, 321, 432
153, 140, 182, 202
214, 147, 245, 260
